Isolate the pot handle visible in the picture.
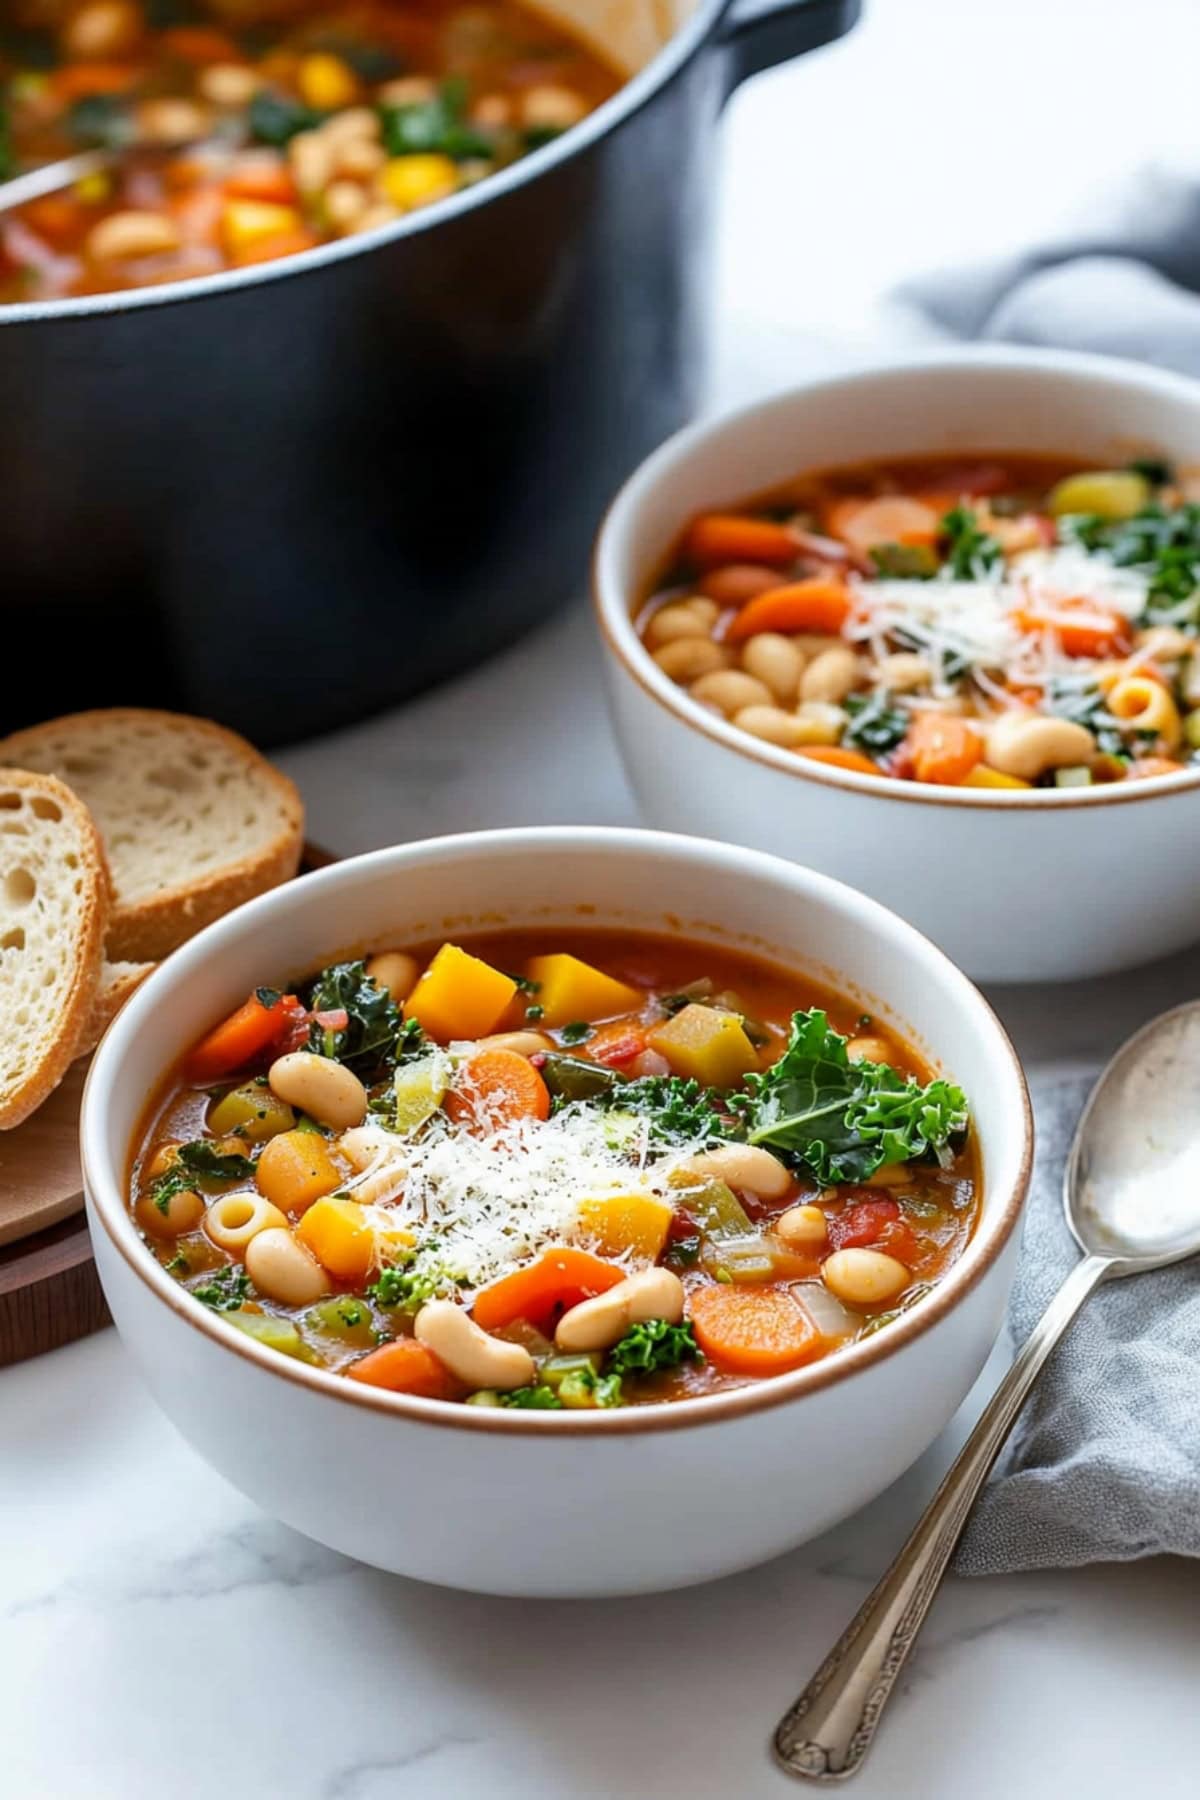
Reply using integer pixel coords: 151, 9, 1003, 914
718, 0, 860, 95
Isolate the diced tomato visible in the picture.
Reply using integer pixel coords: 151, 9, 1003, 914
312, 1008, 349, 1031
588, 1025, 647, 1067
826, 1197, 901, 1249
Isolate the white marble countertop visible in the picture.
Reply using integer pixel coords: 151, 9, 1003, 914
6, 0, 1200, 1792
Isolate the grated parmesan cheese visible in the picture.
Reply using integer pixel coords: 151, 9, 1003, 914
344, 1104, 707, 1291
846, 541, 1153, 704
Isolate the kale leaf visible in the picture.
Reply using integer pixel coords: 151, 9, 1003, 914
190, 1264, 252, 1311
843, 691, 908, 754
304, 959, 412, 1077
150, 1141, 256, 1213
732, 1010, 968, 1183
1061, 503, 1200, 627
599, 1073, 732, 1146
940, 506, 1002, 579
607, 1318, 702, 1377
248, 89, 321, 146
380, 77, 493, 160
366, 1249, 450, 1313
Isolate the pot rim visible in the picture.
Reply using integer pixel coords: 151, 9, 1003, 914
82, 824, 1033, 1438
592, 344, 1200, 811
0, 0, 729, 326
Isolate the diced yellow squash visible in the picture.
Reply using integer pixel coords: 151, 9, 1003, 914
403, 944, 517, 1042
255, 1130, 342, 1215
576, 1191, 673, 1260
647, 1003, 758, 1087
962, 764, 1031, 790
524, 953, 642, 1029
379, 153, 458, 211
297, 51, 358, 110
296, 1196, 376, 1283
220, 198, 303, 256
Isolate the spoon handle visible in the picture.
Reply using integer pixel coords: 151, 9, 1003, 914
773, 1251, 1110, 1782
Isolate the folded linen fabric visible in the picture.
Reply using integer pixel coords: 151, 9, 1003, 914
900, 156, 1200, 376
953, 1072, 1200, 1574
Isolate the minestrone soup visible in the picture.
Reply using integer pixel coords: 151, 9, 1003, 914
639, 454, 1200, 789
0, 0, 619, 301
130, 930, 978, 1408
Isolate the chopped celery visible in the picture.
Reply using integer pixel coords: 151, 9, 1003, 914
465, 1389, 503, 1406
294, 1112, 325, 1136
393, 1051, 452, 1134
666, 1174, 754, 1240
1185, 708, 1200, 751
207, 1083, 296, 1144
540, 1352, 603, 1390
226, 1312, 316, 1361
870, 541, 940, 578
305, 1296, 377, 1348
1054, 765, 1092, 789
701, 1234, 777, 1283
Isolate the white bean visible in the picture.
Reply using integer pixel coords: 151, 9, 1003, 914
199, 64, 261, 108
269, 1052, 367, 1130
366, 950, 420, 1002
246, 1228, 330, 1305
653, 637, 733, 683
644, 599, 718, 648
741, 633, 804, 702
415, 1300, 535, 1391
733, 704, 811, 748
86, 211, 181, 262
800, 645, 859, 704
478, 1030, 554, 1056
822, 1248, 910, 1307
775, 1204, 828, 1250
689, 669, 773, 715
555, 1267, 684, 1352
674, 1143, 791, 1198
875, 651, 931, 693
137, 1185, 204, 1238
846, 1035, 894, 1066
984, 712, 1097, 780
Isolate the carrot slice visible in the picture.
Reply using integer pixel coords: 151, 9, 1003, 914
825, 495, 941, 555
186, 992, 303, 1082
472, 1247, 625, 1335
1012, 601, 1130, 659
798, 746, 884, 777
683, 514, 799, 569
50, 65, 140, 102
907, 713, 983, 785
229, 228, 319, 268
223, 164, 299, 207
444, 1048, 551, 1133
347, 1339, 453, 1397
690, 1285, 825, 1375
723, 577, 852, 642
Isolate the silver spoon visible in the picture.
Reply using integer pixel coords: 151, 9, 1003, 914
774, 998, 1200, 1782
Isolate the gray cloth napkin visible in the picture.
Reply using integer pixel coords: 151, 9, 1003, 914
953, 1074, 1200, 1574
899, 157, 1200, 373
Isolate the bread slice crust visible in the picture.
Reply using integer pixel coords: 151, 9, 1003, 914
0, 769, 109, 1128
76, 959, 155, 1060
0, 709, 304, 963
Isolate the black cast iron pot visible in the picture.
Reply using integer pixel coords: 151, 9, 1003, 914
1, 0, 857, 744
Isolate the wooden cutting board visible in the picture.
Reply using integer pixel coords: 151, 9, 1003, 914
0, 843, 336, 1368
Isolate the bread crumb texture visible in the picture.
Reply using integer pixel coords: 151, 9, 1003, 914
0, 710, 304, 962
0, 769, 107, 1126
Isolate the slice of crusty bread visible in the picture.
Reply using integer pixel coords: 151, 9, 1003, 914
0, 769, 109, 1128
76, 958, 154, 1060
0, 709, 304, 963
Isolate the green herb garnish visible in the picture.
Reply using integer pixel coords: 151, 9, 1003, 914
190, 1264, 252, 1311
248, 89, 321, 146
940, 506, 1002, 579
559, 1021, 593, 1046
500, 1384, 563, 1409
607, 1318, 702, 1376
843, 691, 908, 754
149, 1141, 256, 1213
379, 77, 493, 160
1061, 502, 1200, 628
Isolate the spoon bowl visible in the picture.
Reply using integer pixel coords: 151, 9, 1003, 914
1066, 999, 1200, 1270
775, 995, 1200, 1782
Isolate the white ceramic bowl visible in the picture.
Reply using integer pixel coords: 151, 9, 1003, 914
594, 348, 1200, 982
83, 827, 1030, 1598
